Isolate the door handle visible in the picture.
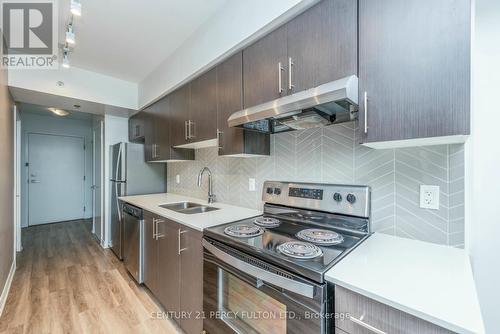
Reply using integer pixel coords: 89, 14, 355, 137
155, 219, 165, 240
349, 315, 387, 334
178, 229, 188, 254
364, 91, 368, 134
30, 180, 40, 183
189, 120, 195, 139
288, 57, 294, 91
202, 239, 315, 298
216, 129, 223, 151
278, 62, 284, 94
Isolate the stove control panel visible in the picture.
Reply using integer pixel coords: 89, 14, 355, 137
262, 181, 371, 218
289, 187, 323, 200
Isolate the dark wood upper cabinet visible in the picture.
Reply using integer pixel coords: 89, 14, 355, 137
358, 0, 470, 144
170, 85, 191, 147
128, 112, 145, 143
216, 52, 270, 156
286, 0, 357, 93
243, 25, 288, 108
189, 67, 217, 142
142, 108, 154, 162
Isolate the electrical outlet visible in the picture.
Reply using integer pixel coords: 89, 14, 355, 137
420, 185, 440, 210
248, 178, 256, 191
176, 174, 180, 184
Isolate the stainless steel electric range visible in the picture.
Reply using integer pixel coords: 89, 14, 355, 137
202, 181, 371, 334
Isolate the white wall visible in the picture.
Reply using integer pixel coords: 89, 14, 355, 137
138, 0, 318, 108
20, 112, 94, 227
102, 114, 128, 247
9, 66, 138, 110
467, 0, 500, 332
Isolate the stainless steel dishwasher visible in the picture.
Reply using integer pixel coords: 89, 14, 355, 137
122, 203, 144, 284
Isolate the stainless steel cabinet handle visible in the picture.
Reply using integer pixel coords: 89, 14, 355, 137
349, 315, 387, 334
184, 120, 189, 140
189, 120, 195, 139
30, 180, 41, 183
152, 218, 157, 239
178, 229, 188, 254
135, 125, 140, 137
288, 57, 294, 91
155, 219, 165, 240
278, 62, 284, 93
216, 129, 223, 150
364, 91, 368, 134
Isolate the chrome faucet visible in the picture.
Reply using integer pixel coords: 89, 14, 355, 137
197, 167, 216, 204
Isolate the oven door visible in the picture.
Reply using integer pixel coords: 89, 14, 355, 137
203, 238, 330, 334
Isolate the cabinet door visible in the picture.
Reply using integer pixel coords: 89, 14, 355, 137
179, 228, 203, 334
217, 52, 270, 156
243, 25, 288, 108
170, 85, 190, 147
157, 219, 181, 315
217, 52, 244, 155
286, 0, 357, 93
128, 113, 144, 142
358, 0, 470, 143
189, 67, 217, 142
152, 97, 171, 161
143, 109, 155, 162
143, 211, 159, 296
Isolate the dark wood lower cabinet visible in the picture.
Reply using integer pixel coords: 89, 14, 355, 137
143, 211, 159, 296
179, 228, 203, 334
157, 218, 181, 315
142, 210, 203, 334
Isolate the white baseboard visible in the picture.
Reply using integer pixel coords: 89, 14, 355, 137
0, 260, 16, 317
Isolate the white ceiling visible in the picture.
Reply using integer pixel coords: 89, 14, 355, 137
18, 103, 95, 121
57, 0, 227, 82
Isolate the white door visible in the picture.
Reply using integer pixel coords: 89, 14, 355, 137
28, 133, 85, 225
92, 121, 104, 242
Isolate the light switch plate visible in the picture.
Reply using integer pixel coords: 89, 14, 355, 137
420, 185, 440, 210
248, 178, 256, 191
176, 174, 180, 184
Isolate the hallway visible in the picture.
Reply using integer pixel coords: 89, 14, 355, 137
0, 220, 179, 334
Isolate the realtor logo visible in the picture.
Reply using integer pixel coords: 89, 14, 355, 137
1, 0, 58, 69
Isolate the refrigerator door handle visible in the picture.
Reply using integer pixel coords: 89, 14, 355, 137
115, 143, 123, 182
115, 182, 122, 223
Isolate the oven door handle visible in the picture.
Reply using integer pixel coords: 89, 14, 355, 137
202, 239, 315, 298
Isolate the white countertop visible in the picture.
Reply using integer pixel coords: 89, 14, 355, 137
326, 233, 484, 334
119, 193, 262, 231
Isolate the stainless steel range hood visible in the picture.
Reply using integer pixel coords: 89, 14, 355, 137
228, 75, 359, 133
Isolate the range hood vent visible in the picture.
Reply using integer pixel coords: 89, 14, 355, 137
228, 75, 359, 134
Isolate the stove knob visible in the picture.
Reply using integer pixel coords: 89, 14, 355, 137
274, 188, 282, 195
346, 193, 356, 204
333, 192, 342, 202
266, 187, 274, 194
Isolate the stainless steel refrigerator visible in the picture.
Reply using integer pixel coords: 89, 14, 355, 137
110, 142, 165, 259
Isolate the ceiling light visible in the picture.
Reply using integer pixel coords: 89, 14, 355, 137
49, 108, 70, 117
70, 0, 82, 16
66, 24, 75, 44
62, 51, 70, 68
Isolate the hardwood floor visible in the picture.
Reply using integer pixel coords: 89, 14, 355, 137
0, 220, 181, 334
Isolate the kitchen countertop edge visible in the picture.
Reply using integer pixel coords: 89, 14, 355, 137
119, 193, 262, 231
325, 233, 484, 334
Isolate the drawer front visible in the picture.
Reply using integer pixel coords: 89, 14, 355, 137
335, 286, 455, 334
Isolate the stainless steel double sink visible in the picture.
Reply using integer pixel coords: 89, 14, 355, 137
159, 202, 220, 214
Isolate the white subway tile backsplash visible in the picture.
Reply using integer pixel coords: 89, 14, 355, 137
167, 121, 465, 247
